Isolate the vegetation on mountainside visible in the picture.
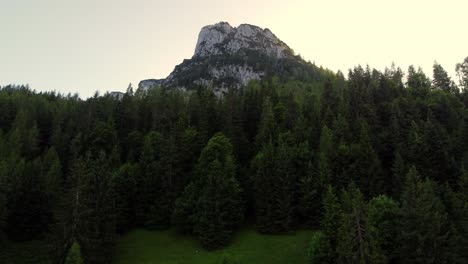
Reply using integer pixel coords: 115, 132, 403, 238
0, 57, 467, 263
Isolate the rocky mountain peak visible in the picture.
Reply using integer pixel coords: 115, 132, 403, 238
194, 22, 291, 59
138, 22, 307, 95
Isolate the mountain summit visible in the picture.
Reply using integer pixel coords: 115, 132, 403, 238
139, 22, 312, 94
193, 22, 292, 59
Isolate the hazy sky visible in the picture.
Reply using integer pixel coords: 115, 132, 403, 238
1, 0, 467, 98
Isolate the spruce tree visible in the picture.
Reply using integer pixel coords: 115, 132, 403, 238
456, 57, 468, 90
454, 167, 468, 262
308, 231, 332, 264
298, 162, 321, 227
253, 134, 296, 233
173, 133, 244, 249
336, 183, 371, 264
64, 241, 83, 264
137, 131, 171, 228
256, 97, 277, 147
390, 150, 405, 199
367, 195, 399, 264
433, 62, 457, 93
113, 163, 138, 233
399, 167, 450, 264
0, 159, 7, 241
252, 141, 276, 233
72, 152, 116, 264
320, 185, 341, 261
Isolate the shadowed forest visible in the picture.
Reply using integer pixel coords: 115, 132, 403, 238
0, 58, 468, 264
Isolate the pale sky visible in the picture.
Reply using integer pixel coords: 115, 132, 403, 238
1, 0, 467, 98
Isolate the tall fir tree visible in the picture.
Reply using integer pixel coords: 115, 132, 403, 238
320, 185, 341, 262
71, 152, 116, 264
367, 195, 400, 264
433, 62, 457, 93
173, 133, 244, 249
64, 241, 84, 264
336, 183, 371, 264
399, 167, 450, 264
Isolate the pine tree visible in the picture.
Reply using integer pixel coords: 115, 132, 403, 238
319, 125, 333, 157
336, 183, 371, 264
252, 134, 296, 233
252, 141, 276, 233
64, 241, 83, 264
193, 159, 243, 249
272, 134, 295, 232
367, 195, 399, 264
456, 57, 468, 90
454, 167, 468, 262
137, 131, 169, 228
7, 158, 52, 241
399, 167, 450, 264
41, 147, 62, 204
113, 163, 138, 233
298, 162, 321, 227
256, 97, 277, 147
433, 62, 457, 93
421, 118, 452, 183
173, 133, 244, 249
71, 152, 116, 264
321, 185, 341, 261
407, 65, 431, 96
390, 150, 405, 199
0, 159, 7, 241
308, 231, 332, 264
348, 122, 384, 197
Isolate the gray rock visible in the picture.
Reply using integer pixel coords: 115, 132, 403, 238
138, 79, 164, 92
109, 91, 124, 100
194, 22, 291, 59
138, 22, 299, 95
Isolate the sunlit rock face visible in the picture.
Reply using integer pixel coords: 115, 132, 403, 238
138, 22, 299, 94
194, 22, 290, 59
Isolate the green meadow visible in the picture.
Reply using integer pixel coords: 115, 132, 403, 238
114, 228, 314, 264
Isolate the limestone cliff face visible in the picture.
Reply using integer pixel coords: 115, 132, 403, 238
138, 22, 299, 94
194, 22, 291, 59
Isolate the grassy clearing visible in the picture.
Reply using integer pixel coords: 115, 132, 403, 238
114, 227, 314, 264
0, 240, 51, 264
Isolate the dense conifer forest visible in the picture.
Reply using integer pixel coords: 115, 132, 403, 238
1, 58, 468, 263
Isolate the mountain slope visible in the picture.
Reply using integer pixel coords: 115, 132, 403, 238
138, 22, 320, 94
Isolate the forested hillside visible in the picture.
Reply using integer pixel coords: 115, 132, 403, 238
1, 58, 468, 264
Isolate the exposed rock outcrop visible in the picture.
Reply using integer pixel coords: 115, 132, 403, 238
138, 22, 303, 94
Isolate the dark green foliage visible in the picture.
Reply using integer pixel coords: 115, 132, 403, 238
65, 241, 83, 264
456, 57, 468, 90
7, 158, 52, 241
308, 231, 331, 264
433, 62, 457, 93
173, 133, 244, 249
336, 183, 371, 264
0, 138, 8, 241
137, 131, 169, 228
113, 163, 138, 233
70, 152, 116, 264
367, 195, 400, 264
298, 162, 321, 227
399, 167, 450, 264
255, 97, 277, 147
453, 167, 468, 262
252, 134, 298, 233
0, 58, 466, 262
320, 186, 340, 260
390, 150, 405, 199
407, 65, 431, 96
